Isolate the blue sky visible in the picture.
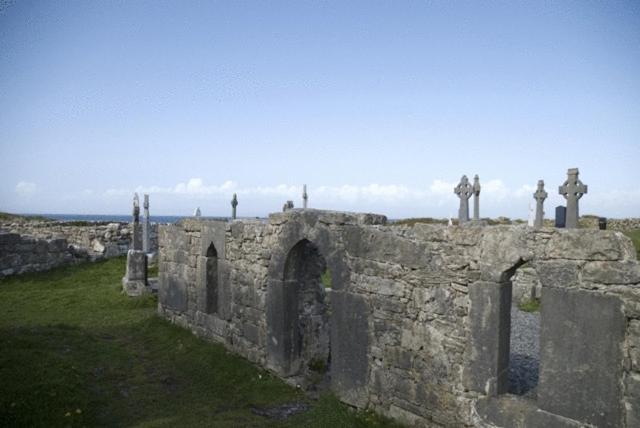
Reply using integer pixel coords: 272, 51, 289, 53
1, 1, 639, 218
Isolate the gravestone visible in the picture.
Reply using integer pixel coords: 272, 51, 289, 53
527, 202, 535, 227
598, 217, 607, 230
533, 180, 548, 229
231, 194, 238, 220
558, 168, 587, 229
472, 175, 481, 221
132, 193, 142, 251
454, 175, 473, 223
143, 194, 150, 253
555, 206, 566, 228
303, 184, 308, 209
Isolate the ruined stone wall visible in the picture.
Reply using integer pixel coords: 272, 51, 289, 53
0, 221, 159, 259
0, 232, 90, 276
157, 210, 640, 427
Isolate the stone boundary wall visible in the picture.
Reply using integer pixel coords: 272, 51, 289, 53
0, 232, 90, 276
0, 221, 158, 258
583, 217, 640, 231
157, 210, 640, 427
0, 221, 159, 277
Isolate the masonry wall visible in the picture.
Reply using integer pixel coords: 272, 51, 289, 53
0, 221, 159, 277
0, 232, 90, 276
158, 210, 640, 427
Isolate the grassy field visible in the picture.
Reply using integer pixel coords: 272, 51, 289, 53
0, 258, 402, 427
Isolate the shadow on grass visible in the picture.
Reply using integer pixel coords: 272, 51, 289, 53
0, 258, 403, 427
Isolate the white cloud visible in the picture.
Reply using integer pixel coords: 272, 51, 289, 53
15, 181, 37, 195
100, 177, 640, 218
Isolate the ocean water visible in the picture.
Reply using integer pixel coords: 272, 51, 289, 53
20, 214, 229, 224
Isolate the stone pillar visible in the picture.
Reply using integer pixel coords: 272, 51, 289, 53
303, 184, 308, 209
122, 249, 148, 296
142, 194, 150, 253
533, 180, 548, 229
231, 193, 238, 220
132, 193, 142, 250
473, 175, 481, 221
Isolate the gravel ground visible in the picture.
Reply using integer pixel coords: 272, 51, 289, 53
509, 305, 540, 397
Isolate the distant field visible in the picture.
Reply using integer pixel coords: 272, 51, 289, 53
0, 258, 401, 427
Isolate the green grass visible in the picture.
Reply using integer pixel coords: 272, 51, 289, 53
0, 258, 402, 427
518, 298, 541, 313
321, 268, 332, 289
0, 211, 51, 222
623, 229, 640, 260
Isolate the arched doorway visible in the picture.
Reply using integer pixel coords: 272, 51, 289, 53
205, 242, 218, 314
280, 239, 331, 383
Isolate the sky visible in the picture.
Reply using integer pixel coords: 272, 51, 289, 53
1, 1, 639, 219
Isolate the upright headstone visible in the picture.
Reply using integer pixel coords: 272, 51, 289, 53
555, 206, 566, 228
231, 193, 238, 220
124, 193, 148, 296
533, 180, 548, 229
302, 184, 308, 209
472, 175, 481, 221
527, 201, 535, 227
454, 175, 473, 223
142, 194, 150, 253
194, 207, 201, 217
558, 168, 588, 229
132, 193, 142, 250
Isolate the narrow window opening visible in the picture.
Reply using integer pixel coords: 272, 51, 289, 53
206, 243, 218, 314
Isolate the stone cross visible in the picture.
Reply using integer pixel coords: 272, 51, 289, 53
558, 168, 587, 229
533, 180, 548, 229
132, 193, 140, 224
454, 175, 473, 223
231, 193, 238, 220
472, 175, 481, 221
302, 184, 308, 209
131, 193, 142, 250
142, 194, 150, 253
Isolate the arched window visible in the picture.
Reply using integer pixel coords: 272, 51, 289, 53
206, 243, 218, 314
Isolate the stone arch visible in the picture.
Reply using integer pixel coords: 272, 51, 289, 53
205, 242, 218, 314
265, 223, 346, 377
266, 217, 369, 406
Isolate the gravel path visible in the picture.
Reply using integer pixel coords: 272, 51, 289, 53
509, 305, 540, 397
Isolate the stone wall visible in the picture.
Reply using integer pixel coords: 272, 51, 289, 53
0, 221, 159, 277
157, 210, 640, 427
0, 221, 158, 259
0, 232, 90, 276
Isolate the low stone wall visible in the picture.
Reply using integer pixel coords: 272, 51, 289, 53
157, 210, 640, 427
0, 221, 158, 259
0, 232, 89, 276
0, 221, 159, 277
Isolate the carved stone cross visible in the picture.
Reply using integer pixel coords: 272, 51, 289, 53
558, 168, 587, 229
454, 175, 473, 223
132, 193, 140, 224
533, 180, 547, 229
231, 193, 238, 220
472, 175, 481, 221
302, 184, 308, 209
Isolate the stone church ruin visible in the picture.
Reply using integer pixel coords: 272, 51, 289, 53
158, 207, 640, 427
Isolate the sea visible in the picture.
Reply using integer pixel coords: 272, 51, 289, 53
19, 214, 230, 224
